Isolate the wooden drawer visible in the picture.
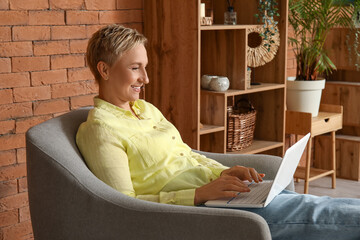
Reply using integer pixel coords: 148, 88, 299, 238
311, 111, 342, 136
286, 104, 343, 136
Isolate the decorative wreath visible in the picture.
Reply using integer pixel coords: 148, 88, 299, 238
247, 24, 280, 68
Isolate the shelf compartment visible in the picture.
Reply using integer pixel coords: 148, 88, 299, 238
199, 124, 225, 135
200, 24, 262, 31
227, 140, 283, 154
201, 83, 285, 96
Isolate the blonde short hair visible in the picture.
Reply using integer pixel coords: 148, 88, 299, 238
86, 24, 147, 82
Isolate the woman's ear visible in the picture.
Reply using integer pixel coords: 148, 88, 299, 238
97, 61, 110, 81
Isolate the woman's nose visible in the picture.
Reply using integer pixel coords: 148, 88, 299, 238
140, 68, 149, 84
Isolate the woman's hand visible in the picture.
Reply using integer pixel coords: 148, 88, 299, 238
194, 175, 250, 205
221, 165, 265, 183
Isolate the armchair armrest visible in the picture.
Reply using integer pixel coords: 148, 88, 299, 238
193, 150, 295, 191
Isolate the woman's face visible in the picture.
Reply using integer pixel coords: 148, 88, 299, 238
99, 44, 149, 108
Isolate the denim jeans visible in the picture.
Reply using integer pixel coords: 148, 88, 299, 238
242, 190, 360, 240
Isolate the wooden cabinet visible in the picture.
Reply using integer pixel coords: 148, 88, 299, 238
144, 0, 288, 156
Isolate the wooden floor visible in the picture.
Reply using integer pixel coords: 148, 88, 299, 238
294, 177, 360, 198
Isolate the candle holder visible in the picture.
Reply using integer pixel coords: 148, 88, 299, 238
200, 1, 213, 26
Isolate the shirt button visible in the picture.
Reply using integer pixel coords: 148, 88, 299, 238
153, 126, 157, 129
180, 153, 184, 156
172, 136, 175, 140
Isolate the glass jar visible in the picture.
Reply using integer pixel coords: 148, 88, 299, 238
224, 7, 237, 25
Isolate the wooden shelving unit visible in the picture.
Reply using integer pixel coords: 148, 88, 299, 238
144, 0, 288, 156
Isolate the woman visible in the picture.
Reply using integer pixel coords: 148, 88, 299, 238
77, 24, 360, 239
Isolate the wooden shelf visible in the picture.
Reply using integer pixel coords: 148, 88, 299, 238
200, 24, 262, 31
201, 83, 285, 96
227, 140, 283, 154
199, 124, 225, 135
294, 166, 335, 181
144, 0, 288, 156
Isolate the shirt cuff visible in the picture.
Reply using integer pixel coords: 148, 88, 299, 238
175, 189, 196, 206
211, 166, 229, 177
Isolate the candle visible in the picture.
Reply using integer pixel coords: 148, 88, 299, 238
201, 3, 205, 18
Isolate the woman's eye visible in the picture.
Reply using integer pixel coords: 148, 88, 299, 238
131, 66, 139, 71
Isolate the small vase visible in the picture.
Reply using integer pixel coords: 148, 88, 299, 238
224, 7, 237, 25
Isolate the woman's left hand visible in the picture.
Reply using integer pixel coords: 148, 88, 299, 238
221, 165, 265, 183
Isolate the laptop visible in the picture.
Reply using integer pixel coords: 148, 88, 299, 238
205, 133, 310, 208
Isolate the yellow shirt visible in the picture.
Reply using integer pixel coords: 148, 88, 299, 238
76, 98, 228, 206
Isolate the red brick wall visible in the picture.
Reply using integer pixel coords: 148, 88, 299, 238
0, 0, 143, 239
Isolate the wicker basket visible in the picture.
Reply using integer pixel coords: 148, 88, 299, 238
227, 99, 256, 151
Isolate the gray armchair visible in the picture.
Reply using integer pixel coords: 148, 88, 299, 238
26, 107, 293, 240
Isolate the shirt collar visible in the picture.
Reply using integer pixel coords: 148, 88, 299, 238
94, 97, 143, 119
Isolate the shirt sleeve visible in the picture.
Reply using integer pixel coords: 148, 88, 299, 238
190, 151, 229, 177
76, 121, 196, 206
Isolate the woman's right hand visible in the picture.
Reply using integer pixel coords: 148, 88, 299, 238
194, 176, 250, 205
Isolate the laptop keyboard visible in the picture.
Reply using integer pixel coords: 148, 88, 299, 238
228, 180, 273, 205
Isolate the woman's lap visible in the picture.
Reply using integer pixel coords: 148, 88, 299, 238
242, 190, 360, 240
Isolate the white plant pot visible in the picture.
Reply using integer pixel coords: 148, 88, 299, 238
286, 77, 326, 117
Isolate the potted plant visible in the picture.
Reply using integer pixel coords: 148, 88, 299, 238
287, 0, 360, 117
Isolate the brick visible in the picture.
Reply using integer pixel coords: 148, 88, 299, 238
85, 0, 116, 10
0, 179, 17, 198
31, 69, 67, 86
18, 176, 27, 192
0, 209, 18, 228
0, 102, 32, 121
70, 39, 88, 54
116, 0, 142, 9
71, 94, 95, 109
16, 147, 26, 163
68, 67, 93, 82
12, 56, 50, 72
13, 26, 50, 41
51, 55, 85, 69
99, 10, 143, 24
50, 0, 84, 9
0, 134, 26, 151
29, 10, 65, 25
0, 191, 28, 211
14, 86, 51, 103
10, 0, 48, 9
0, 150, 16, 167
85, 80, 99, 94
0, 120, 15, 135
52, 82, 89, 98
0, 10, 27, 25
0, 72, 30, 88
0, 58, 11, 73
0, 89, 12, 105
51, 25, 86, 40
0, 0, 9, 9
16, 115, 51, 134
86, 24, 106, 38
19, 206, 30, 222
66, 10, 98, 24
34, 40, 70, 56
0, 26, 11, 41
33, 99, 69, 115
2, 220, 33, 240
0, 41, 32, 57
0, 163, 26, 182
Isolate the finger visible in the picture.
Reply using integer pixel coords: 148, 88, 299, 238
249, 168, 260, 183
221, 176, 249, 188
258, 173, 265, 182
